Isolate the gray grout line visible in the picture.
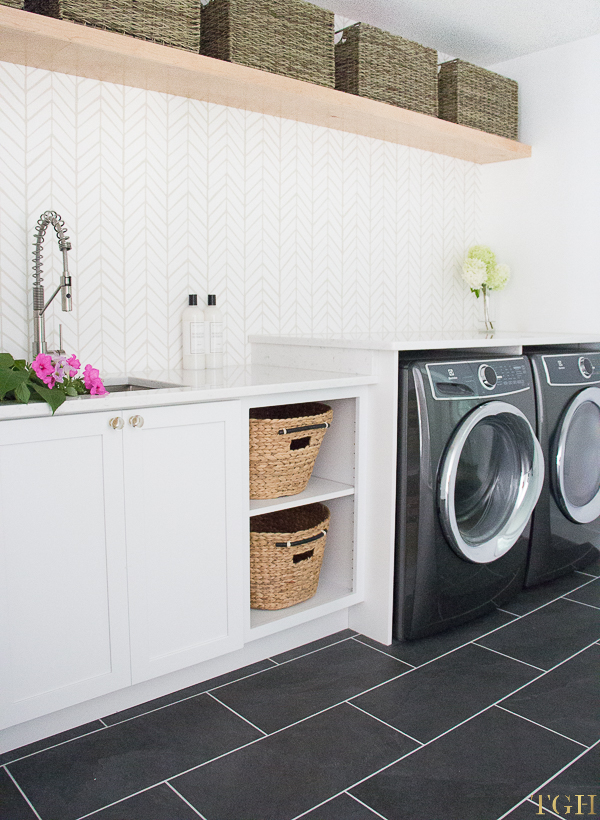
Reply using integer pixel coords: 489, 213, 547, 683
496, 796, 564, 820
575, 568, 599, 578
4, 765, 43, 820
350, 637, 416, 667
166, 782, 208, 819
259, 634, 357, 669
525, 739, 599, 802
495, 705, 589, 748
75, 784, 162, 819
496, 606, 521, 617
1, 725, 109, 766
563, 596, 600, 611
347, 701, 424, 746
97, 718, 109, 728
474, 642, 548, 671
206, 691, 268, 736
346, 791, 391, 819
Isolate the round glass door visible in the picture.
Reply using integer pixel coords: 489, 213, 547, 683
553, 387, 600, 524
438, 402, 544, 563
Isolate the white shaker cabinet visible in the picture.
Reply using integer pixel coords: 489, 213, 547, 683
122, 401, 244, 683
0, 399, 244, 729
0, 411, 131, 728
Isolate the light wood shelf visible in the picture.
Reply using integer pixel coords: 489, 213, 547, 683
0, 5, 531, 164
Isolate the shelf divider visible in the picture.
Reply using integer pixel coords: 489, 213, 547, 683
249, 475, 353, 516
0, 5, 531, 164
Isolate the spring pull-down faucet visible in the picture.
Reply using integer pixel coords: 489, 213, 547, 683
31, 210, 73, 358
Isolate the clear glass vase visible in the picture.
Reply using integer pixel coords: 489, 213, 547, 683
479, 286, 494, 333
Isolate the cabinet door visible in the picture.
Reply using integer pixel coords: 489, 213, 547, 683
0, 412, 130, 729
123, 401, 244, 683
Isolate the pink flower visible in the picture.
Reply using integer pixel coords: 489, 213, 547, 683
67, 355, 80, 378
53, 356, 68, 384
83, 364, 100, 390
89, 377, 107, 396
31, 353, 54, 381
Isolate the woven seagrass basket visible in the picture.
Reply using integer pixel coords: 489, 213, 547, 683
250, 502, 330, 609
200, 0, 335, 87
1, 1, 24, 9
249, 402, 332, 500
438, 59, 518, 140
24, 0, 202, 52
335, 22, 438, 116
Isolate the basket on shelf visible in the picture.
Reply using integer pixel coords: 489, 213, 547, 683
200, 0, 335, 87
335, 22, 438, 116
438, 58, 518, 140
250, 502, 330, 609
1, 1, 24, 8
249, 402, 332, 500
23, 0, 202, 52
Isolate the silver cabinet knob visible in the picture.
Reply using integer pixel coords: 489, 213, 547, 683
129, 415, 144, 428
109, 417, 124, 430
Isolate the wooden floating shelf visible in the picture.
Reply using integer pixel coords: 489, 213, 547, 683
0, 6, 532, 164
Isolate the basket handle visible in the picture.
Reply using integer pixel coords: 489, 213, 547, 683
275, 529, 327, 548
278, 422, 330, 435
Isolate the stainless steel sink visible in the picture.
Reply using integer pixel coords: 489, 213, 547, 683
103, 378, 182, 393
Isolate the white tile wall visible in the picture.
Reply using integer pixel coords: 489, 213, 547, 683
0, 60, 481, 371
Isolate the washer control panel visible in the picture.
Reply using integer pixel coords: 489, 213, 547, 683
426, 358, 531, 400
542, 352, 600, 385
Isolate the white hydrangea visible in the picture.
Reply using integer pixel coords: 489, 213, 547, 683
487, 263, 510, 291
461, 257, 487, 290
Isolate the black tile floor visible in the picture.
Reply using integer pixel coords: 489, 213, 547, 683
1, 564, 599, 820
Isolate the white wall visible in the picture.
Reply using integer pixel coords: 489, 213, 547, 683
0, 61, 481, 372
481, 34, 600, 334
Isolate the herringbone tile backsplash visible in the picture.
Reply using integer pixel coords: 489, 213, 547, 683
0, 61, 480, 372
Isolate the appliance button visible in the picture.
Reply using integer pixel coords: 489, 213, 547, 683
478, 364, 498, 390
579, 357, 594, 379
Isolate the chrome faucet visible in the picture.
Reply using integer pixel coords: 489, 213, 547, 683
31, 210, 73, 358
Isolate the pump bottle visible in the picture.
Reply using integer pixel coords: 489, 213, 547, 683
205, 294, 223, 369
181, 294, 205, 370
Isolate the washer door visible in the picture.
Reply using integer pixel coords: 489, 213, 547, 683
553, 386, 600, 524
439, 401, 544, 563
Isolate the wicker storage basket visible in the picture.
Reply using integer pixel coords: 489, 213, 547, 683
24, 0, 201, 52
200, 0, 334, 87
250, 502, 330, 609
1, 1, 24, 9
249, 402, 332, 500
438, 59, 518, 140
335, 22, 438, 116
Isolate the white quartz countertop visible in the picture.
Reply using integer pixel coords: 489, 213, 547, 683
0, 365, 376, 422
249, 331, 600, 351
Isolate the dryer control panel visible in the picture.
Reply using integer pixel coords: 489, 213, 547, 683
426, 358, 531, 400
542, 352, 600, 386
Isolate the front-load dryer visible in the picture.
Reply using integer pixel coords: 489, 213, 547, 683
394, 355, 544, 640
526, 350, 600, 586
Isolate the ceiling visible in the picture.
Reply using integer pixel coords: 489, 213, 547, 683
317, 0, 600, 66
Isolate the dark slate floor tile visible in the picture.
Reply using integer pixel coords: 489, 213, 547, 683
535, 745, 600, 818
88, 783, 203, 819
270, 629, 357, 664
0, 720, 104, 766
212, 639, 410, 734
504, 574, 595, 616
300, 792, 386, 819
7, 693, 261, 820
501, 644, 600, 746
354, 608, 517, 667
173, 703, 417, 820
476, 598, 600, 669
351, 643, 540, 743
350, 707, 581, 820
577, 555, 600, 577
103, 658, 277, 726
565, 578, 600, 608
0, 768, 38, 820
502, 798, 558, 819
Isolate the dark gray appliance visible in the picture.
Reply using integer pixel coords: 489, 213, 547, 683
395, 355, 544, 640
526, 351, 600, 586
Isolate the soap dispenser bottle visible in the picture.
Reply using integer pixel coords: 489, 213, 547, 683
205, 294, 223, 369
182, 294, 205, 370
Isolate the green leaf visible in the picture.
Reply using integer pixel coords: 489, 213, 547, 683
14, 382, 31, 404
65, 385, 78, 397
0, 368, 29, 400
30, 383, 67, 415
0, 352, 16, 369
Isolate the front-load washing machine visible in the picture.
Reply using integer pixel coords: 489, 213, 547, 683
394, 355, 544, 640
526, 350, 600, 586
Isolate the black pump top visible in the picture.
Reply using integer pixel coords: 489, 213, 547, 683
188, 294, 198, 306
208, 294, 216, 306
